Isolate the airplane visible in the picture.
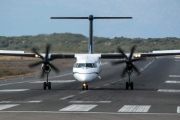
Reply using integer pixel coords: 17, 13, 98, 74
1, 15, 180, 90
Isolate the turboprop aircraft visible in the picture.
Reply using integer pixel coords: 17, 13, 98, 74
1, 15, 180, 90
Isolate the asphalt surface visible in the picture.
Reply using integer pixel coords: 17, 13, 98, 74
0, 56, 180, 120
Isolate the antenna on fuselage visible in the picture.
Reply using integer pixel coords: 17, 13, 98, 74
50, 15, 132, 54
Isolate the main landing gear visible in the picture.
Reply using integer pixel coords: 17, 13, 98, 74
82, 82, 88, 90
43, 72, 51, 90
126, 71, 134, 90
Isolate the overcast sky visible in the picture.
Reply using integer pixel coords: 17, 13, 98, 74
0, 0, 180, 38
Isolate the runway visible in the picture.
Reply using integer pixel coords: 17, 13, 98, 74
0, 57, 180, 120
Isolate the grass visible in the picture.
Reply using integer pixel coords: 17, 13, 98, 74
0, 56, 75, 80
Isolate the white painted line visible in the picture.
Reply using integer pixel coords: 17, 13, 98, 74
0, 73, 73, 87
95, 86, 101, 89
158, 89, 180, 93
0, 89, 29, 92
50, 73, 72, 79
177, 106, 180, 113
103, 84, 109, 86
28, 101, 42, 103
0, 104, 19, 110
0, 101, 11, 103
175, 57, 180, 58
78, 91, 88, 94
59, 104, 97, 111
165, 81, 180, 83
118, 105, 151, 112
169, 75, 180, 77
60, 95, 75, 100
0, 101, 42, 104
69, 101, 111, 104
30, 80, 75, 83
0, 80, 35, 87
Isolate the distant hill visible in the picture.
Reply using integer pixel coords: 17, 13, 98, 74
0, 33, 180, 53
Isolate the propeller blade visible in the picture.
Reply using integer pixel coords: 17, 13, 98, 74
132, 64, 140, 75
121, 68, 127, 77
117, 46, 128, 59
111, 60, 126, 65
129, 45, 136, 61
29, 61, 43, 68
49, 63, 60, 73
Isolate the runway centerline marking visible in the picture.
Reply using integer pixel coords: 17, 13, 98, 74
59, 104, 97, 111
0, 104, 19, 110
60, 95, 75, 100
118, 105, 151, 113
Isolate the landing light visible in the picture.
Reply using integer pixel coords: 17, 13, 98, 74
134, 54, 141, 58
35, 54, 40, 58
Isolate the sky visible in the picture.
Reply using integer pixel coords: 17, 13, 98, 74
0, 0, 180, 38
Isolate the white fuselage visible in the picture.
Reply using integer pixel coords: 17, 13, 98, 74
73, 54, 102, 82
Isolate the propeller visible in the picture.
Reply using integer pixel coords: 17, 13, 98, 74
112, 45, 144, 77
29, 44, 60, 78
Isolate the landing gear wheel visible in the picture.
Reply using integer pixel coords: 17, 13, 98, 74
126, 82, 129, 90
43, 82, 47, 90
130, 82, 133, 90
48, 82, 51, 90
86, 85, 88, 90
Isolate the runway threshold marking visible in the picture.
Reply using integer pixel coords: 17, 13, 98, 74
165, 81, 180, 83
59, 104, 97, 111
69, 101, 111, 104
60, 95, 75, 100
0, 104, 19, 110
0, 89, 29, 92
118, 105, 151, 113
158, 89, 180, 93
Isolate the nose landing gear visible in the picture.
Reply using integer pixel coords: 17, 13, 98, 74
43, 72, 51, 90
126, 71, 133, 90
82, 82, 88, 90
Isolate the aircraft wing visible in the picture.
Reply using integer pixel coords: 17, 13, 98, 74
100, 54, 125, 59
140, 52, 180, 57
0, 53, 75, 59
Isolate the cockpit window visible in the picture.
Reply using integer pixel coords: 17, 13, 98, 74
78, 63, 85, 68
74, 63, 97, 68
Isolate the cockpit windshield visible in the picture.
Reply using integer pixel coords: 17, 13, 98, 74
74, 63, 97, 68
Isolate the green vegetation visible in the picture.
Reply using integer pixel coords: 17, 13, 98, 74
0, 33, 180, 53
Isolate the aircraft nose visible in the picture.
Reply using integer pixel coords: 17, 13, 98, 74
73, 73, 97, 82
